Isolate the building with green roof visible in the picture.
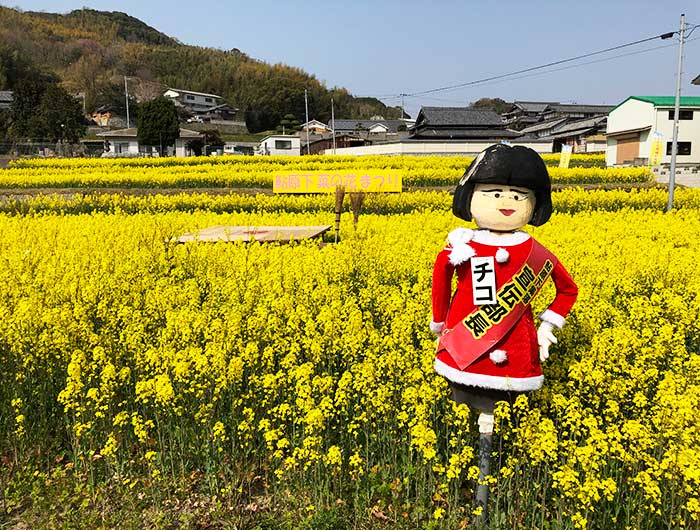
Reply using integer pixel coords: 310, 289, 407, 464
606, 96, 700, 166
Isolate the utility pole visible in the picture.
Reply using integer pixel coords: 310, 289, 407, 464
400, 93, 406, 120
331, 98, 336, 154
124, 76, 130, 129
304, 88, 310, 155
666, 13, 686, 212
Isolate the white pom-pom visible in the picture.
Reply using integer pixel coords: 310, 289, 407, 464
495, 248, 509, 263
447, 227, 474, 246
448, 243, 476, 266
489, 349, 507, 364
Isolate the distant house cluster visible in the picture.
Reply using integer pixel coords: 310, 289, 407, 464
299, 103, 612, 157
86, 86, 252, 158
72, 76, 700, 165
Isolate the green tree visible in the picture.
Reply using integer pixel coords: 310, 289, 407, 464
92, 81, 138, 117
137, 96, 179, 155
202, 128, 223, 148
185, 137, 203, 156
276, 113, 300, 134
9, 77, 85, 142
8, 71, 55, 140
470, 98, 511, 114
245, 107, 279, 134
32, 84, 87, 142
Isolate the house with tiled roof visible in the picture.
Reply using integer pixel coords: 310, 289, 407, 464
543, 116, 608, 153
503, 101, 613, 130
519, 117, 568, 138
409, 107, 521, 140
323, 106, 551, 156
502, 101, 559, 128
545, 103, 614, 120
606, 96, 700, 166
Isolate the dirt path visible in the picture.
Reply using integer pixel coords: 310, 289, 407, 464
0, 182, 663, 200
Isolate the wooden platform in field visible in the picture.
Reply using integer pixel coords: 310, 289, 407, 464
175, 225, 332, 243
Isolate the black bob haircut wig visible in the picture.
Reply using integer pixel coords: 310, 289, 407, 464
452, 144, 553, 227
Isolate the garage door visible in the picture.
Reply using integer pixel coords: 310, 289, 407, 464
616, 133, 640, 165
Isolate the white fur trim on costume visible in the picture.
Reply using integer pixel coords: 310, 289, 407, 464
471, 230, 530, 247
429, 321, 444, 335
489, 349, 507, 364
540, 309, 566, 329
495, 247, 509, 263
447, 228, 476, 265
434, 357, 544, 391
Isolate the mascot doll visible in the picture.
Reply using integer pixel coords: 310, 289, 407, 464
430, 144, 578, 519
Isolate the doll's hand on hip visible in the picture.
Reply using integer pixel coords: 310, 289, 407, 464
537, 321, 557, 362
429, 320, 444, 336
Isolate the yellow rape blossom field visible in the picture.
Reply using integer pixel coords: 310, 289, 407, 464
1, 154, 649, 188
1, 155, 699, 530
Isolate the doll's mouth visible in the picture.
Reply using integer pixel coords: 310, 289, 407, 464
499, 209, 516, 216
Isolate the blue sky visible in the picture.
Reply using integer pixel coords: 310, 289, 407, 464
4, 0, 700, 118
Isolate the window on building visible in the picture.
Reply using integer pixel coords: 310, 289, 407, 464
186, 95, 195, 100
205, 97, 213, 103
666, 142, 692, 155
668, 110, 694, 120
275, 140, 292, 150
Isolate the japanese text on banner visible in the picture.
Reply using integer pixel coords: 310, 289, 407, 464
649, 132, 664, 167
273, 170, 402, 193
559, 145, 573, 169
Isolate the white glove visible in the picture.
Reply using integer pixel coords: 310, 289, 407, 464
429, 320, 444, 336
537, 321, 558, 362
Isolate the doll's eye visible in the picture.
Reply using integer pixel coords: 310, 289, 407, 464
493, 193, 501, 198
513, 194, 520, 200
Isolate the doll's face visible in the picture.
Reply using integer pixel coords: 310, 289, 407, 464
470, 183, 535, 232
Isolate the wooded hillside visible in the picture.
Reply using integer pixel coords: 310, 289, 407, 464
0, 6, 402, 131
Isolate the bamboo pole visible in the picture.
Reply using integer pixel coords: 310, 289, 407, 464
334, 185, 345, 243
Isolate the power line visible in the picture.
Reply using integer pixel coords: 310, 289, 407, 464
399, 36, 700, 97
406, 30, 681, 97
359, 25, 700, 105
404, 94, 470, 104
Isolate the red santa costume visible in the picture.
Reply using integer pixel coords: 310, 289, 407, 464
432, 226, 578, 392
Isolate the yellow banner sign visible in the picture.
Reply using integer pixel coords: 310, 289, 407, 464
649, 133, 664, 166
273, 170, 402, 193
559, 145, 573, 169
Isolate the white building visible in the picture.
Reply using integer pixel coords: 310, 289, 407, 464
97, 128, 202, 157
163, 88, 223, 113
606, 96, 700, 166
257, 135, 301, 156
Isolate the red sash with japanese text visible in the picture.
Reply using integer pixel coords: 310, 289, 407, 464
436, 240, 558, 370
